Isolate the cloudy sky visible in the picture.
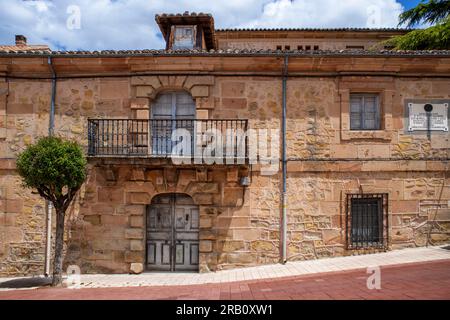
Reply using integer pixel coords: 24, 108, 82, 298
0, 0, 422, 51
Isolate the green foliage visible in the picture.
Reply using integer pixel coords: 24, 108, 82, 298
399, 0, 450, 28
385, 19, 450, 50
379, 0, 450, 50
16, 136, 87, 207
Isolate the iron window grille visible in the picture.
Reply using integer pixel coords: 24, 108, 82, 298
346, 193, 388, 249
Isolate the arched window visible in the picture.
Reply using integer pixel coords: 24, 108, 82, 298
151, 92, 196, 155
151, 91, 195, 120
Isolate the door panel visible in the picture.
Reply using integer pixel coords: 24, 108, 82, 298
146, 203, 172, 271
146, 194, 199, 272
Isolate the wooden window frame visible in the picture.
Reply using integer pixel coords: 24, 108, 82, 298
349, 93, 381, 130
170, 25, 197, 50
339, 82, 394, 141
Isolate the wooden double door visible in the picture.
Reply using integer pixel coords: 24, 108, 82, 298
146, 194, 199, 272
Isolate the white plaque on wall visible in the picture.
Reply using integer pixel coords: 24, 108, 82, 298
408, 103, 448, 132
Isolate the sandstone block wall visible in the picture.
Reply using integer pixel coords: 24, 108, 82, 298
0, 71, 449, 276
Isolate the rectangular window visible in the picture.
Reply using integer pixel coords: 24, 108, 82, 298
297, 45, 303, 50
173, 26, 195, 49
276, 45, 282, 50
314, 45, 319, 50
305, 45, 311, 51
350, 93, 381, 130
284, 45, 290, 50
346, 193, 388, 249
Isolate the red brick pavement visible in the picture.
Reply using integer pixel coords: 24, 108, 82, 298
1, 259, 449, 300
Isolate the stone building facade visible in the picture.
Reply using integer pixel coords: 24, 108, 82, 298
0, 13, 449, 276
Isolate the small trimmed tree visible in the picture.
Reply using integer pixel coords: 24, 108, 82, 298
16, 137, 87, 286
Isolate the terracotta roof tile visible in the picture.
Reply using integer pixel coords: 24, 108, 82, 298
215, 27, 412, 32
0, 44, 50, 52
0, 48, 449, 57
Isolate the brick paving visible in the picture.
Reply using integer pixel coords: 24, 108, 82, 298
2, 245, 448, 290
0, 259, 449, 300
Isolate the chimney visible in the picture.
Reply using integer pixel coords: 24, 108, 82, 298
15, 35, 27, 46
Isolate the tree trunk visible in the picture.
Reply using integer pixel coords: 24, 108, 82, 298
51, 207, 66, 286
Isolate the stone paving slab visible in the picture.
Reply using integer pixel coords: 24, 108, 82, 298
0, 245, 449, 290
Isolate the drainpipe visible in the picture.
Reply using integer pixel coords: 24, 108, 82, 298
44, 56, 56, 277
281, 55, 288, 264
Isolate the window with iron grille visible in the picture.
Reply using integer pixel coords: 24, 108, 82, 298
350, 93, 381, 130
346, 193, 388, 249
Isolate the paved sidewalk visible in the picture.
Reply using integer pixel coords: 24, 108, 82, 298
0, 259, 449, 299
0, 245, 449, 290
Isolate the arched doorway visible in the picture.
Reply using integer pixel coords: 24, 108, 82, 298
146, 193, 199, 272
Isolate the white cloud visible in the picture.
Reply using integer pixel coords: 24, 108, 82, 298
243, 0, 403, 28
0, 0, 404, 51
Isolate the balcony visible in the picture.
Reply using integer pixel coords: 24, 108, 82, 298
87, 119, 248, 163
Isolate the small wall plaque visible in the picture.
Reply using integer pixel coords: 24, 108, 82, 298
408, 103, 448, 132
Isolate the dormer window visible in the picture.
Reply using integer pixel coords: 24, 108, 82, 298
172, 25, 196, 49
155, 12, 216, 51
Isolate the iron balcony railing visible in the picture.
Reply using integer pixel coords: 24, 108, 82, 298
87, 119, 248, 161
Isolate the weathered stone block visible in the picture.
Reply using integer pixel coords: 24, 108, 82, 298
187, 182, 219, 194
124, 205, 144, 216
193, 193, 213, 205
84, 215, 101, 225
199, 240, 213, 252
226, 168, 239, 182
233, 229, 259, 240
136, 109, 149, 119
391, 200, 418, 213
135, 85, 155, 98
129, 262, 144, 274
130, 240, 144, 251
100, 81, 129, 99
222, 98, 247, 109
5, 199, 23, 213
184, 76, 214, 89
130, 97, 149, 109
222, 82, 245, 97
7, 103, 33, 114
125, 228, 144, 240
125, 251, 144, 263
127, 192, 151, 204
191, 85, 209, 98
98, 187, 124, 204
196, 109, 209, 119
250, 240, 274, 252
130, 169, 145, 181
101, 215, 128, 226
129, 215, 144, 228
322, 229, 341, 244
130, 76, 161, 88
219, 240, 245, 252
199, 217, 212, 228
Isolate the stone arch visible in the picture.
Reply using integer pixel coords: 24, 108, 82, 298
131, 75, 215, 116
